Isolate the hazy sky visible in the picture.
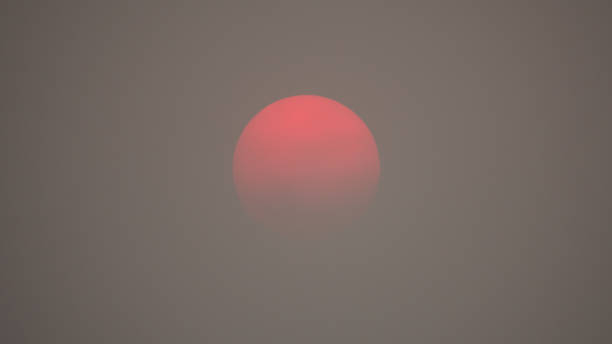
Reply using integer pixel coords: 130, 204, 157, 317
3, 2, 612, 343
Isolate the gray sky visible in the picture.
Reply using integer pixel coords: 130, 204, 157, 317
3, 1, 612, 343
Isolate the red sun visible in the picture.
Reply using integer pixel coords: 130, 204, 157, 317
233, 95, 380, 229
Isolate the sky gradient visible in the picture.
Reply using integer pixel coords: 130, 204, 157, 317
3, 2, 612, 343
